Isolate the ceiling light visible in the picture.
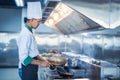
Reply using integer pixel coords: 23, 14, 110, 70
15, 0, 24, 7
48, 19, 54, 25
61, 4, 68, 13
45, 2, 73, 30
53, 13, 59, 20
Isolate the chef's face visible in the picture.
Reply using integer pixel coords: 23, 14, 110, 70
31, 18, 41, 29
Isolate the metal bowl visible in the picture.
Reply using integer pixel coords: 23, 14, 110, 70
47, 57, 66, 66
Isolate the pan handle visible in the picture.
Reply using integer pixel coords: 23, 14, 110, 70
49, 65, 56, 70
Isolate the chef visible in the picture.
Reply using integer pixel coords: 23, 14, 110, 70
16, 2, 51, 80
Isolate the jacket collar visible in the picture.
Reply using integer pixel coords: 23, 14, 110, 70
25, 24, 33, 33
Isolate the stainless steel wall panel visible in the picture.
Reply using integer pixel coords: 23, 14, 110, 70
70, 34, 120, 64
102, 35, 114, 63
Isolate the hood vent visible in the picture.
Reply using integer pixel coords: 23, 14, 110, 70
56, 11, 104, 34
62, 0, 120, 29
44, 1, 105, 34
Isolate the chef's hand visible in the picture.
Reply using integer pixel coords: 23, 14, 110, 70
40, 57, 53, 67
36, 56, 53, 67
31, 60, 52, 67
37, 56, 49, 61
40, 61, 52, 67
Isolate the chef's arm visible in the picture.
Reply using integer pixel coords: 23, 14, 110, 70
22, 55, 52, 67
23, 56, 50, 67
36, 55, 52, 66
36, 55, 48, 61
31, 59, 51, 67
31, 59, 41, 65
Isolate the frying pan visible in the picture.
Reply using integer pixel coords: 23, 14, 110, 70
56, 66, 74, 78
49, 66, 74, 78
47, 56, 66, 66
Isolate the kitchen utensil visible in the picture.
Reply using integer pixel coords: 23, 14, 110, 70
68, 58, 79, 68
56, 66, 74, 78
49, 65, 56, 70
47, 56, 66, 66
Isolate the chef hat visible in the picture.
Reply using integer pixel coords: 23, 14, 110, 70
27, 2, 42, 19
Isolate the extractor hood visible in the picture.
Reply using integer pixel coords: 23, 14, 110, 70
44, 2, 105, 34
61, 0, 120, 29
56, 11, 104, 34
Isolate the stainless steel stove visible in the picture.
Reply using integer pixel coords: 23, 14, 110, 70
54, 78, 90, 80
45, 68, 89, 80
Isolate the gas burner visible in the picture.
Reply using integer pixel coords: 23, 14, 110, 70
53, 78, 90, 80
46, 68, 89, 80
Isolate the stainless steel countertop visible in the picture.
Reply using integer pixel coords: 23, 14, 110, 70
54, 78, 90, 80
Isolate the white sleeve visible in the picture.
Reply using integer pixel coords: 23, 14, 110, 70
17, 34, 32, 65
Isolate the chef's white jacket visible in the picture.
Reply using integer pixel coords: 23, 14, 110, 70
16, 26, 39, 68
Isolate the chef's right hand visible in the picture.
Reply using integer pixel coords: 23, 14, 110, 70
39, 61, 52, 67
31, 59, 52, 67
